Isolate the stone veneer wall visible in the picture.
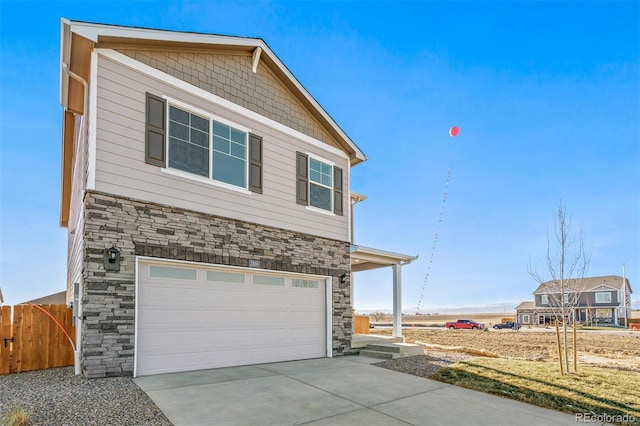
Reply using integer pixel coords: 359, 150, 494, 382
81, 190, 352, 378
115, 49, 343, 151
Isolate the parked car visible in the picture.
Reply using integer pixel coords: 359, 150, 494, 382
493, 321, 521, 330
445, 319, 484, 330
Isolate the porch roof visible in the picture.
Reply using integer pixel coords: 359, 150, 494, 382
350, 244, 418, 272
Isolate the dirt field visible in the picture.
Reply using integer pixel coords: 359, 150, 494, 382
370, 313, 508, 326
369, 318, 640, 371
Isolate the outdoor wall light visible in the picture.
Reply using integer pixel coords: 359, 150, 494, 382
104, 245, 121, 272
339, 273, 347, 284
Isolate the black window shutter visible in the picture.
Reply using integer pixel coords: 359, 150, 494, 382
145, 92, 166, 167
333, 166, 343, 216
248, 133, 263, 193
296, 152, 308, 205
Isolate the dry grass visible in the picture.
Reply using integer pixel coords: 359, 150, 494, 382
1, 406, 32, 426
371, 328, 640, 368
431, 358, 640, 424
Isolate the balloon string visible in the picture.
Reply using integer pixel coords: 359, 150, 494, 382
416, 163, 452, 312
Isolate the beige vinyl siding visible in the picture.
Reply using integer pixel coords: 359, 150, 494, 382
94, 53, 349, 242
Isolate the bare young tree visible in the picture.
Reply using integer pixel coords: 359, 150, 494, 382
528, 201, 591, 374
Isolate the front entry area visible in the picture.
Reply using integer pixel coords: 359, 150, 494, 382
135, 259, 329, 376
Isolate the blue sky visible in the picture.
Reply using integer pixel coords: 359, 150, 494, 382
1, 1, 638, 311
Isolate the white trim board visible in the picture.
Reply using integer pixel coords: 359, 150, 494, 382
87, 50, 98, 190
96, 48, 350, 162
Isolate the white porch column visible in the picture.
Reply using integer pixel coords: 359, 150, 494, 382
392, 264, 404, 340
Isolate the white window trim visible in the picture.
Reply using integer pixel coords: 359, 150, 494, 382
522, 314, 530, 323
595, 292, 611, 304
163, 96, 252, 134
540, 294, 549, 305
305, 205, 336, 216
306, 153, 335, 213
161, 167, 252, 195
163, 96, 251, 192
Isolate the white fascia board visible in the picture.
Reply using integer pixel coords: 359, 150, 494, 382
68, 20, 366, 164
69, 20, 262, 48
87, 50, 98, 190
591, 284, 619, 291
60, 18, 71, 107
350, 244, 418, 264
97, 48, 350, 160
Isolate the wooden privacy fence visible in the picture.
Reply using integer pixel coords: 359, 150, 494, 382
0, 304, 75, 374
354, 315, 370, 334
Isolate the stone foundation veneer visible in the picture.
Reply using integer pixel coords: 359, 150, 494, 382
81, 191, 352, 378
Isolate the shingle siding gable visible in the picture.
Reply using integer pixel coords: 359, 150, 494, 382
116, 49, 343, 151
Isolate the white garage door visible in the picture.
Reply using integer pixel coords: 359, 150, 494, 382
136, 260, 328, 376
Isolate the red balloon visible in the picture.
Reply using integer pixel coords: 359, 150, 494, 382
449, 126, 460, 137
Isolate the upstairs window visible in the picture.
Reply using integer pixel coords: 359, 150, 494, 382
595, 292, 611, 303
169, 105, 247, 188
540, 294, 549, 305
212, 121, 247, 188
168, 106, 210, 178
309, 158, 333, 211
296, 152, 343, 215
145, 93, 262, 193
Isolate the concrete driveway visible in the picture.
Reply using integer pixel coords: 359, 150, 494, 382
134, 356, 578, 426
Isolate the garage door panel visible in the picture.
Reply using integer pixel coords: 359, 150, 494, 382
248, 292, 288, 309
249, 328, 290, 346
200, 309, 248, 324
290, 291, 323, 302
201, 288, 248, 309
288, 329, 325, 345
140, 284, 200, 304
137, 261, 327, 376
201, 329, 250, 350
138, 330, 200, 352
249, 310, 289, 324
140, 308, 201, 326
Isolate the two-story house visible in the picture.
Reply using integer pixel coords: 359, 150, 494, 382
59, 19, 416, 378
516, 275, 633, 326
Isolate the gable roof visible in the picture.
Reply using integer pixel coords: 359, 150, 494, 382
59, 19, 367, 226
515, 301, 535, 310
534, 275, 631, 294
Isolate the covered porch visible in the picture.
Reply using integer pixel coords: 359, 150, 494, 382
350, 244, 418, 341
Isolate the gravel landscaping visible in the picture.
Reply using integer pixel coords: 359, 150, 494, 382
0, 367, 171, 426
373, 351, 474, 378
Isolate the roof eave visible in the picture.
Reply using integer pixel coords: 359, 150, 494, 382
66, 19, 367, 164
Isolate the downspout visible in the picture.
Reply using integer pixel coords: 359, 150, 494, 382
62, 63, 89, 134
61, 62, 88, 376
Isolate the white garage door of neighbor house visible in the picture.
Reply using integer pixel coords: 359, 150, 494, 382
135, 261, 328, 376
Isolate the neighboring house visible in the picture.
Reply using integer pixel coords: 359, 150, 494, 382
22, 291, 67, 305
59, 19, 415, 378
516, 275, 633, 326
